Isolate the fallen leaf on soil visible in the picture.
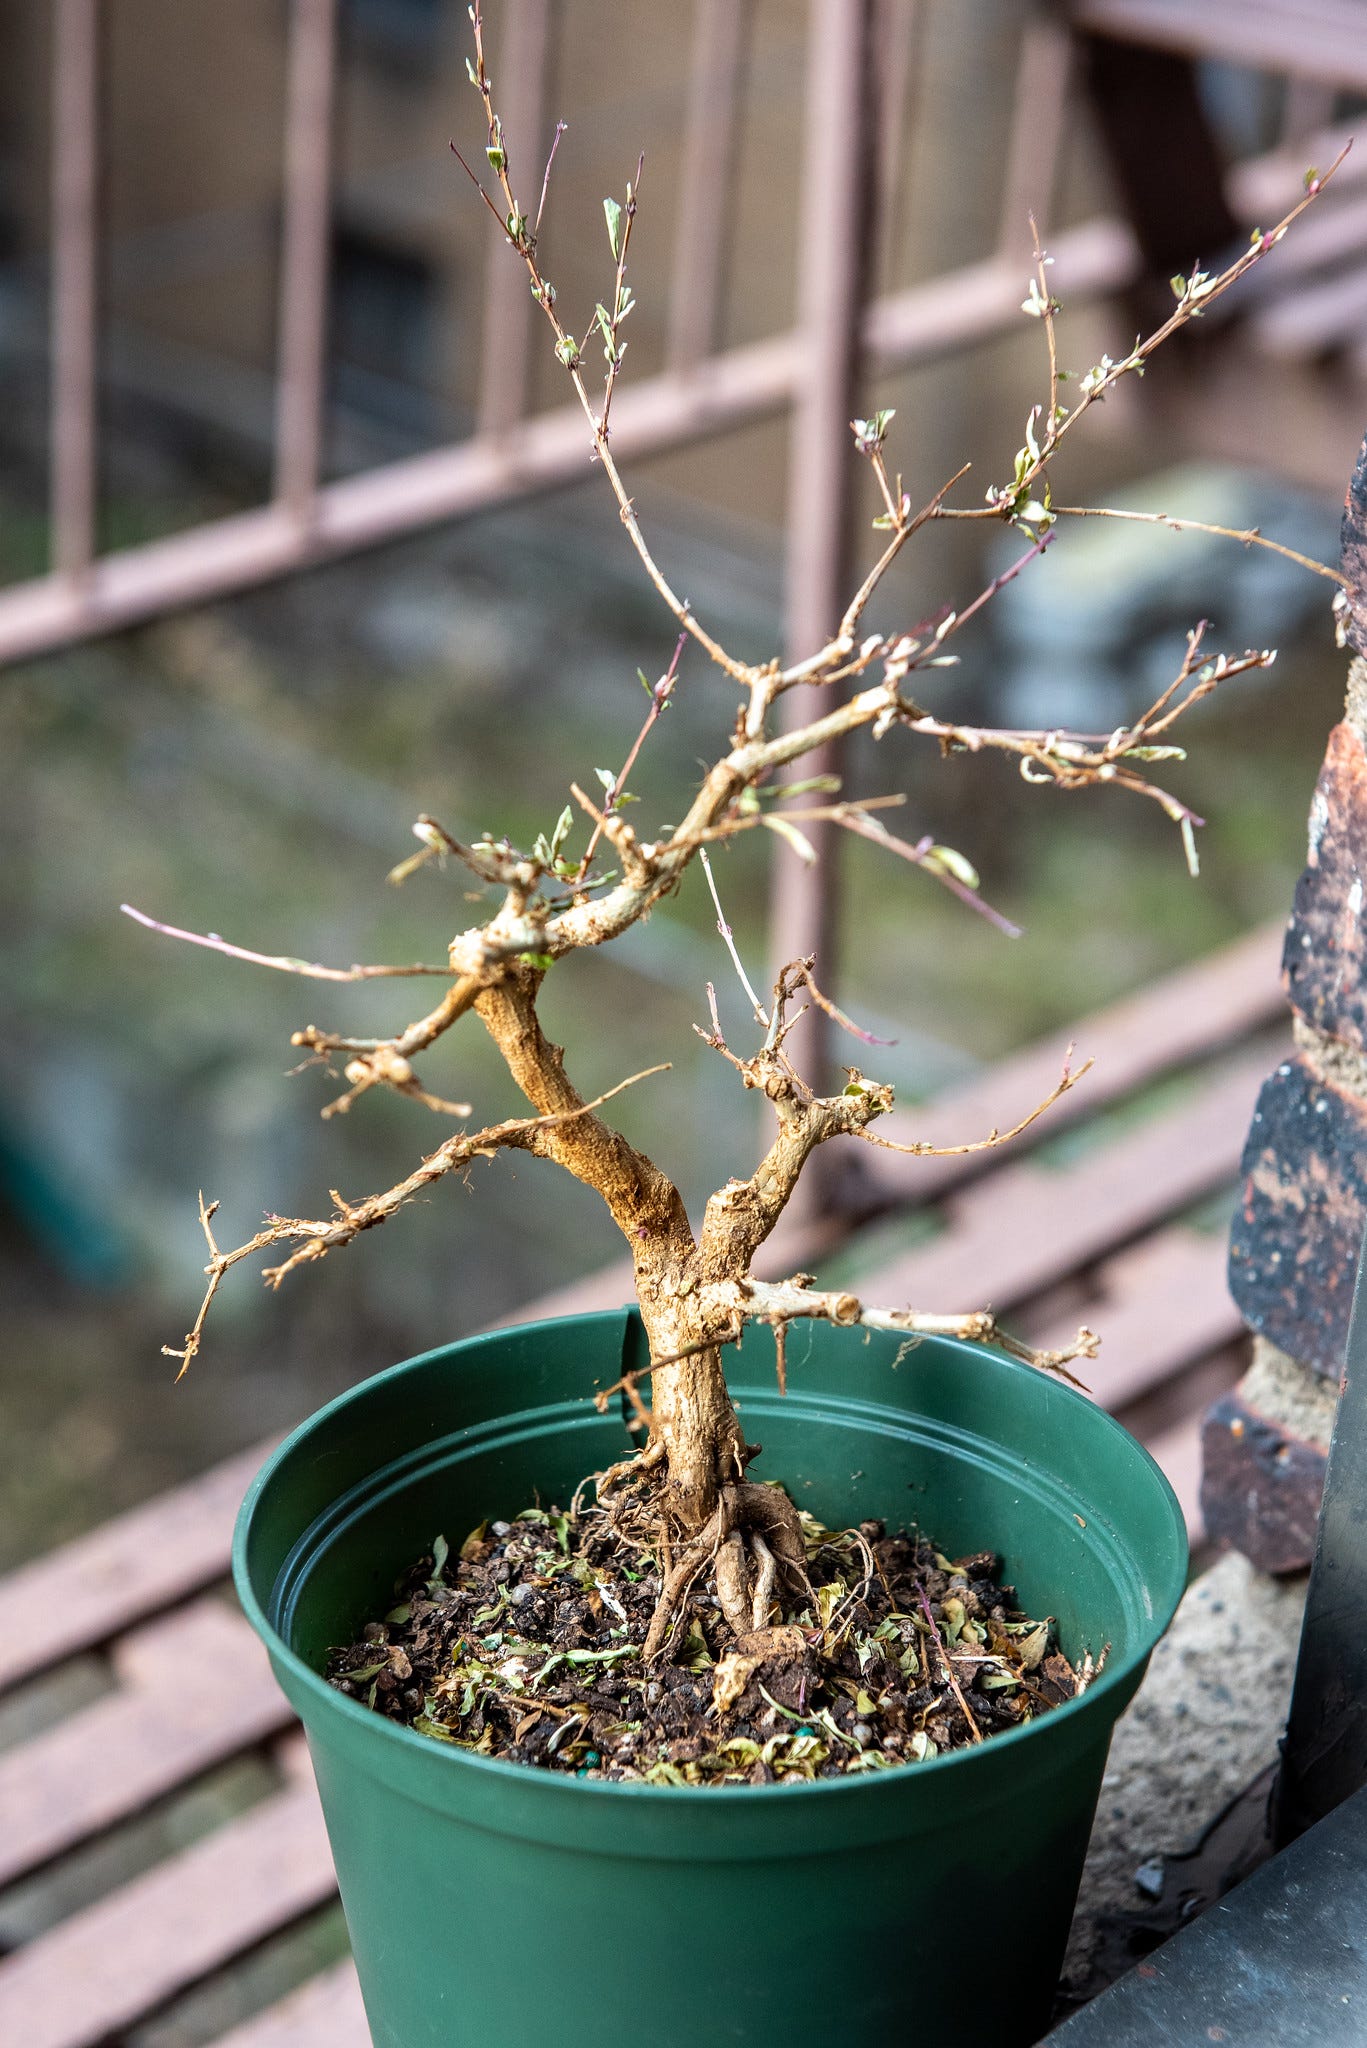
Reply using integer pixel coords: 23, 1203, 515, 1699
712, 1652, 759, 1714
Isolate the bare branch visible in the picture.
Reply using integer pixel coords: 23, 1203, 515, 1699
121, 905, 452, 981
859, 1044, 1091, 1158
960, 146, 1350, 533
699, 1048, 895, 1279
831, 811, 1022, 936
462, 2, 753, 685
577, 633, 685, 876
698, 847, 768, 1027
165, 1064, 672, 1375
732, 1276, 1099, 1387
534, 119, 567, 235
836, 460, 973, 646
1046, 504, 1346, 587
797, 963, 895, 1048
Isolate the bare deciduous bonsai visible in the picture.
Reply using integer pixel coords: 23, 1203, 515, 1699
127, 15, 1345, 1661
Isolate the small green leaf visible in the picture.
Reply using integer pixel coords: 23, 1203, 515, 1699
603, 196, 623, 260
924, 843, 980, 890
518, 950, 555, 970
342, 1658, 388, 1685
1170, 273, 1187, 299
595, 766, 616, 793
760, 813, 817, 865
486, 144, 506, 173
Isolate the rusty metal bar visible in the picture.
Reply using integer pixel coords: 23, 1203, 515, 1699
0, 216, 1137, 668
1282, 78, 1337, 145
769, 0, 879, 1106
274, 0, 338, 516
477, 0, 553, 434
666, 0, 753, 374
1067, 0, 1367, 90
50, 0, 100, 580
996, 12, 1072, 259
873, 0, 921, 288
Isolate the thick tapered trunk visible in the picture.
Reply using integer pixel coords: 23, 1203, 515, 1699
633, 1278, 747, 1532
474, 971, 746, 1535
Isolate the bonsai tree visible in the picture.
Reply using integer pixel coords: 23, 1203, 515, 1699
126, 13, 1344, 1657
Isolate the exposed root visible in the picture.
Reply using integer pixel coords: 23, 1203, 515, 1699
750, 1530, 778, 1630
587, 1436, 664, 1510
641, 1507, 721, 1661
729, 1481, 812, 1599
715, 1529, 753, 1636
633, 1467, 815, 1653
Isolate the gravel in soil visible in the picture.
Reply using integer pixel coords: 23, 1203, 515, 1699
326, 1494, 1090, 1784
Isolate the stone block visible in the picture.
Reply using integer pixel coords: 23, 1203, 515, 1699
1227, 1052, 1367, 1378
1340, 430, 1367, 657
1282, 722, 1367, 1047
1201, 1385, 1328, 1574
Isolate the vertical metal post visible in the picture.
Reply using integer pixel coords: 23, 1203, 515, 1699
995, 14, 1072, 260
50, 0, 100, 580
274, 0, 338, 518
1275, 1221, 1367, 1845
476, 0, 552, 435
769, 0, 879, 1111
666, 0, 753, 374
872, 0, 920, 289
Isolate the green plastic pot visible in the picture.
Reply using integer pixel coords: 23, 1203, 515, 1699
234, 1308, 1186, 2047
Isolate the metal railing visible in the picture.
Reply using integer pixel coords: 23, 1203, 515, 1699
18, 0, 1115, 672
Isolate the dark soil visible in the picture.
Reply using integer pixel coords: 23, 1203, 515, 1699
327, 1491, 1091, 1784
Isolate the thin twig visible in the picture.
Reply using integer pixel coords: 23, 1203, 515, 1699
699, 847, 768, 1026
836, 462, 973, 646
535, 119, 567, 235
831, 813, 1022, 936
798, 964, 895, 1048
916, 1583, 982, 1742
578, 632, 685, 875
1046, 504, 1345, 586
167, 1064, 671, 1375
121, 906, 452, 980
859, 1045, 1091, 1158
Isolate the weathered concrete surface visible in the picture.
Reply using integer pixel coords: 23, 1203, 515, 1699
1061, 1552, 1308, 2005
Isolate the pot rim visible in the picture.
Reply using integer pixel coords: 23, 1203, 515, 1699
232, 1310, 1187, 1807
